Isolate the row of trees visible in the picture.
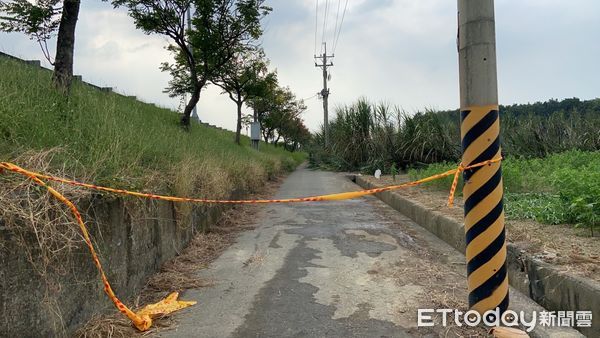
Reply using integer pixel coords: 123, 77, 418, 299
0, 0, 310, 148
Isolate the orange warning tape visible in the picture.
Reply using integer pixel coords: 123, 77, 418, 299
0, 162, 195, 331
0, 157, 501, 331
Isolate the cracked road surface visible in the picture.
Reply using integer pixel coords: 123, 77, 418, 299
159, 166, 473, 338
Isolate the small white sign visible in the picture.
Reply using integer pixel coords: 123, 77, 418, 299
374, 169, 381, 179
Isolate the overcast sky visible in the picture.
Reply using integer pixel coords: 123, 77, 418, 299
1, 0, 599, 131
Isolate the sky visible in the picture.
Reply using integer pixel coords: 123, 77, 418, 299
1, 0, 599, 132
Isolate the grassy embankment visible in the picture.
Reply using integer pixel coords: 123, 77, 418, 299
0, 56, 305, 199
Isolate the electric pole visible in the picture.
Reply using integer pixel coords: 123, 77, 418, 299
457, 0, 508, 319
315, 42, 333, 146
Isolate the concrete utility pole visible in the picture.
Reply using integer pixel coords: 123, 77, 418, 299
187, 6, 199, 121
315, 42, 334, 146
457, 0, 508, 318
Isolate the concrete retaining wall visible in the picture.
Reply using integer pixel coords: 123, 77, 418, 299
355, 176, 599, 337
0, 195, 229, 337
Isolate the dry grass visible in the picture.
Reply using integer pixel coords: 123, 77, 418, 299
74, 314, 174, 338
138, 232, 227, 304
0, 149, 92, 275
0, 149, 100, 334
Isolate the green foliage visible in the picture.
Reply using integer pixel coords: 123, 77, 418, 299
0, 56, 304, 192
248, 83, 309, 150
569, 197, 598, 236
213, 48, 268, 143
310, 97, 599, 232
0, 0, 64, 66
407, 162, 460, 190
504, 193, 570, 225
390, 163, 398, 182
408, 151, 600, 232
0, 0, 60, 40
309, 98, 379, 172
113, 0, 271, 126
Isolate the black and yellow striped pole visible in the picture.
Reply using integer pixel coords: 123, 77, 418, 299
457, 0, 508, 317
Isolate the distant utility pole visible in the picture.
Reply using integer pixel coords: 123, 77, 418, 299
457, 0, 508, 319
187, 6, 199, 121
315, 42, 334, 146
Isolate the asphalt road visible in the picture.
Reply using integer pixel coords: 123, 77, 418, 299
159, 166, 474, 338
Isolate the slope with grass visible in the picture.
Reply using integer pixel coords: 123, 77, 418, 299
0, 56, 305, 195
0, 55, 305, 336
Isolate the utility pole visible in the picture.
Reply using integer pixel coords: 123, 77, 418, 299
457, 0, 508, 320
315, 42, 333, 146
187, 6, 199, 121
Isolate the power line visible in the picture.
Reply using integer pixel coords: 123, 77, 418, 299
302, 93, 319, 101
331, 0, 341, 48
332, 0, 348, 53
321, 0, 329, 49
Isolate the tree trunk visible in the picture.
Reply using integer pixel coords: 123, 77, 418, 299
52, 0, 80, 92
181, 85, 201, 128
235, 99, 243, 145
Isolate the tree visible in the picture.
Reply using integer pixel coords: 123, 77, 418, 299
256, 86, 305, 145
213, 48, 267, 144
246, 68, 277, 122
114, 0, 270, 128
280, 116, 310, 152
1, 0, 82, 92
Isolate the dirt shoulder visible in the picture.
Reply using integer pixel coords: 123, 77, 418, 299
362, 174, 600, 283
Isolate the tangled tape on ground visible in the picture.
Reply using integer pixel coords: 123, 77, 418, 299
0, 157, 500, 331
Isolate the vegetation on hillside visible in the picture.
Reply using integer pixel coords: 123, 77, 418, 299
0, 56, 305, 197
1, 0, 312, 143
0, 0, 81, 91
114, 0, 271, 127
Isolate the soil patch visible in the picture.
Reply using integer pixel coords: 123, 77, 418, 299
366, 174, 600, 283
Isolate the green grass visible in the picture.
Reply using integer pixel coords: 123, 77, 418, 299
0, 56, 305, 197
407, 151, 600, 232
